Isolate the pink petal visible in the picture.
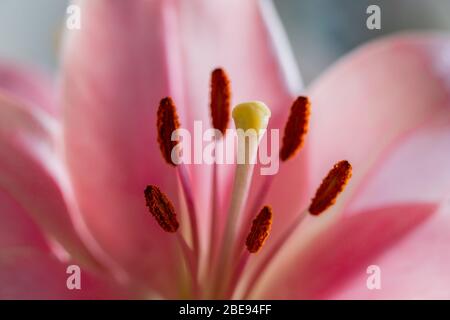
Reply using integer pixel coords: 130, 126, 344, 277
330, 203, 450, 299
254, 203, 436, 299
263, 34, 450, 267
327, 123, 450, 299
0, 250, 128, 299
61, 1, 186, 294
0, 93, 103, 274
307, 33, 450, 205
0, 189, 128, 299
61, 0, 301, 292
347, 122, 450, 213
253, 122, 450, 299
0, 61, 56, 115
0, 188, 50, 251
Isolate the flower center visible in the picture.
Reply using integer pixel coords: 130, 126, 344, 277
144, 68, 352, 299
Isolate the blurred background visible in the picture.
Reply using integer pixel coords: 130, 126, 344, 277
0, 0, 449, 84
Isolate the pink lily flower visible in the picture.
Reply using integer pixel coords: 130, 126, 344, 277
1, 0, 449, 299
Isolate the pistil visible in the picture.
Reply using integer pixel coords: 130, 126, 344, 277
213, 101, 271, 297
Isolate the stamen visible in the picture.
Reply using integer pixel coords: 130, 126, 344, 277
144, 185, 179, 233
280, 96, 311, 161
156, 97, 200, 262
226, 206, 273, 298
210, 68, 231, 134
208, 68, 231, 277
144, 185, 198, 296
246, 206, 273, 253
157, 97, 180, 166
309, 160, 352, 215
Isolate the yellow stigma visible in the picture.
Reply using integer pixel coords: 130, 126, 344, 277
232, 101, 271, 133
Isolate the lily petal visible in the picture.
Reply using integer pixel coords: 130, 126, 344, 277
347, 122, 450, 213
61, 0, 301, 292
0, 189, 128, 299
0, 93, 103, 274
253, 123, 450, 299
284, 34, 450, 215
62, 0, 189, 294
0, 61, 55, 115
330, 203, 450, 299
253, 203, 436, 299
325, 123, 450, 299
261, 34, 450, 274
0, 188, 50, 251
0, 249, 128, 299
